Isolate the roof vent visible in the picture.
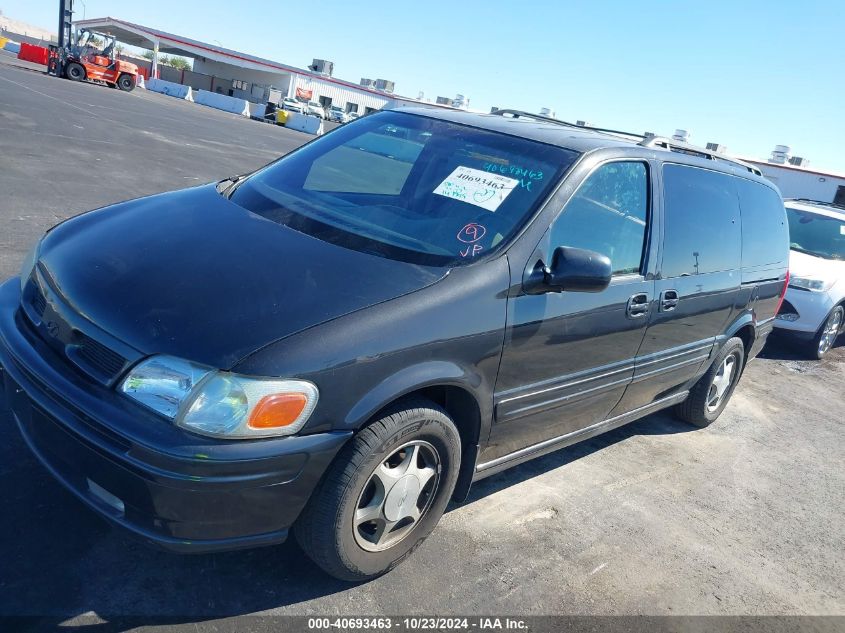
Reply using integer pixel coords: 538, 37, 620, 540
453, 94, 469, 109
673, 129, 690, 142
576, 120, 592, 127
309, 59, 334, 76
789, 156, 809, 167
770, 145, 790, 164
360, 78, 375, 87
706, 142, 728, 154
375, 79, 395, 93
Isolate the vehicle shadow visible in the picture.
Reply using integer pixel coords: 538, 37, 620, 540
758, 332, 844, 361
462, 410, 693, 504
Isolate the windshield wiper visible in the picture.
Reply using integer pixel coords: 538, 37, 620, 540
791, 245, 834, 259
216, 174, 248, 198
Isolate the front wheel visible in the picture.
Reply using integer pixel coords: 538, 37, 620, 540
295, 397, 461, 581
675, 337, 745, 427
117, 73, 136, 92
810, 305, 843, 359
65, 62, 85, 81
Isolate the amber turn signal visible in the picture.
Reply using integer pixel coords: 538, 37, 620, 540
248, 393, 309, 429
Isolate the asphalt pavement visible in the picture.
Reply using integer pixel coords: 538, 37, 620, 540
0, 56, 843, 622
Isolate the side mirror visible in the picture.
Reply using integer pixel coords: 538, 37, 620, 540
546, 246, 612, 293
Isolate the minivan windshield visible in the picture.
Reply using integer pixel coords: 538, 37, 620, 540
786, 207, 845, 260
230, 110, 577, 265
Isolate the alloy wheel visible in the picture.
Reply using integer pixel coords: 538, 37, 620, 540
353, 440, 440, 552
706, 355, 736, 413
818, 309, 843, 356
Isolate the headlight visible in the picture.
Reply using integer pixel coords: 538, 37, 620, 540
19, 240, 40, 292
119, 355, 318, 439
789, 276, 834, 292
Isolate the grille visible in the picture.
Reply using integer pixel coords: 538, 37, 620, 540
76, 333, 127, 378
31, 285, 47, 317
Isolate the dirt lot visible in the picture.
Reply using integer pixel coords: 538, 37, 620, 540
0, 56, 842, 621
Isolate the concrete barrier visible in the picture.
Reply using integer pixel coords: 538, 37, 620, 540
3, 39, 21, 54
146, 78, 194, 101
194, 90, 250, 117
283, 112, 324, 135
136, 74, 146, 90
248, 102, 266, 120
18, 42, 48, 65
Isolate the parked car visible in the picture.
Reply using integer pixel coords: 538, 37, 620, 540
0, 108, 789, 582
347, 112, 360, 121
306, 101, 325, 118
328, 105, 349, 123
281, 97, 304, 114
774, 199, 845, 358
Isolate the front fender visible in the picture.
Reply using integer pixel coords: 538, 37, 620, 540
343, 360, 487, 429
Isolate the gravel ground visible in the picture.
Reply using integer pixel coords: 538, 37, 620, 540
0, 56, 842, 621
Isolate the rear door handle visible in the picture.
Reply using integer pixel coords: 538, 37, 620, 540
660, 289, 679, 312
627, 293, 650, 318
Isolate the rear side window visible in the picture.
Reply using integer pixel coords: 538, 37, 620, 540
735, 179, 788, 267
661, 164, 741, 278
550, 161, 649, 275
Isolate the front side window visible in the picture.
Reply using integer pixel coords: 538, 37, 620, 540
229, 110, 578, 266
786, 207, 845, 261
549, 161, 649, 275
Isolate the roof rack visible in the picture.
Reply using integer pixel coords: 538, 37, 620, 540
492, 109, 763, 177
638, 136, 762, 176
491, 109, 644, 141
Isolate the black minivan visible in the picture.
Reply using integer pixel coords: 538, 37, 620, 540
0, 108, 789, 580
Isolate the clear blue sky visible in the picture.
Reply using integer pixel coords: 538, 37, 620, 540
3, 0, 843, 171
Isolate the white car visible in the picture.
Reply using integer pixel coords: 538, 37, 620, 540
281, 97, 305, 114
306, 102, 325, 119
775, 199, 845, 358
327, 106, 349, 123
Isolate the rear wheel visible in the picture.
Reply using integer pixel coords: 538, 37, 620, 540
675, 337, 745, 427
810, 306, 843, 359
295, 397, 461, 581
117, 73, 136, 92
65, 62, 85, 81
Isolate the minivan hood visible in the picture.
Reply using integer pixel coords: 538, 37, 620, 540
789, 249, 845, 281
37, 185, 446, 369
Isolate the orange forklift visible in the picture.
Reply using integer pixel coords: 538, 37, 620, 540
47, 0, 139, 91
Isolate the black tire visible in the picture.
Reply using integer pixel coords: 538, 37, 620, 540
295, 397, 461, 581
675, 337, 745, 428
65, 62, 85, 81
808, 305, 843, 360
117, 73, 136, 92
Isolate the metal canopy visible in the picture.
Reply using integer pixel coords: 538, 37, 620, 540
71, 16, 409, 100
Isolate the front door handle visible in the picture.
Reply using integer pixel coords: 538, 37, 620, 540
627, 293, 650, 318
660, 289, 680, 312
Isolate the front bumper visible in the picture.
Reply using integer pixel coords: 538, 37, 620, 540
0, 278, 350, 553
774, 287, 835, 336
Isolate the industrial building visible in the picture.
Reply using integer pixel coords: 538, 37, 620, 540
738, 146, 845, 205
73, 16, 458, 115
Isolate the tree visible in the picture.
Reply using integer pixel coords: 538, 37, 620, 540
141, 50, 154, 61
168, 56, 191, 70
